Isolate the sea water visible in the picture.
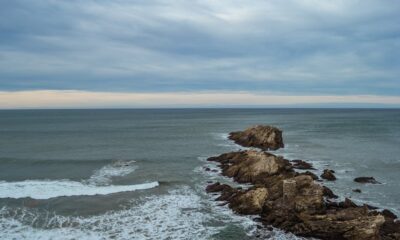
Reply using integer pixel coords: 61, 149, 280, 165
0, 109, 399, 239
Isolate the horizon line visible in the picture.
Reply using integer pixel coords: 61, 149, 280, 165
1, 90, 400, 109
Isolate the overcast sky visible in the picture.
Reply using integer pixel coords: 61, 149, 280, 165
0, 0, 399, 108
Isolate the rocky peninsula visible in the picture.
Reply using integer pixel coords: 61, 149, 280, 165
206, 125, 400, 240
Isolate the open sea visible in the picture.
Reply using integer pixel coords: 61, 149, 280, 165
0, 109, 399, 240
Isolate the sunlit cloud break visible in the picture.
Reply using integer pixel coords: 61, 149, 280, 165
1, 90, 400, 109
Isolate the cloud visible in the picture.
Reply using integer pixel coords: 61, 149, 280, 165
0, 0, 399, 99
1, 90, 399, 109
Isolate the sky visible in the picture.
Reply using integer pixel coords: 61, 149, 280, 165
0, 0, 399, 108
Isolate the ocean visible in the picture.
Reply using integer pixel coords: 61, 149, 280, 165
0, 109, 399, 240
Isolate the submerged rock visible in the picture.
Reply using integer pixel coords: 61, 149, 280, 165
228, 125, 284, 150
354, 177, 381, 184
321, 169, 336, 181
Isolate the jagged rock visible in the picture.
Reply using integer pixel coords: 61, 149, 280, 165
229, 125, 284, 150
291, 159, 315, 170
208, 150, 292, 183
323, 186, 338, 199
291, 212, 385, 240
340, 198, 358, 208
353, 189, 362, 193
229, 187, 269, 214
321, 169, 336, 181
354, 177, 381, 184
382, 209, 398, 220
301, 171, 319, 180
205, 182, 231, 193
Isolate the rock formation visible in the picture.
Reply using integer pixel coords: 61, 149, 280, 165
206, 126, 400, 240
292, 159, 315, 170
228, 125, 284, 150
354, 177, 381, 184
321, 169, 337, 181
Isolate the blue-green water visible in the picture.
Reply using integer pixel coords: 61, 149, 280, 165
0, 109, 399, 239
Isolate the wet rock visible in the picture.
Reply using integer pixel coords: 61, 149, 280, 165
353, 189, 362, 193
354, 177, 381, 184
323, 186, 338, 199
382, 209, 398, 220
321, 169, 336, 181
228, 125, 284, 150
291, 159, 315, 170
206, 182, 231, 193
204, 167, 211, 171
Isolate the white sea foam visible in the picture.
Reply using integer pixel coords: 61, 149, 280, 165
86, 160, 137, 185
0, 180, 159, 199
0, 187, 216, 240
0, 186, 304, 240
0, 160, 149, 200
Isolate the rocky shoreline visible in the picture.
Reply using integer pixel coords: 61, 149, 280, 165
206, 125, 400, 240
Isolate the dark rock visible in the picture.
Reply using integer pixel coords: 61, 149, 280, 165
353, 189, 362, 193
354, 177, 381, 184
206, 182, 231, 193
323, 186, 338, 198
302, 171, 319, 180
204, 167, 211, 171
342, 198, 358, 208
228, 125, 284, 150
365, 204, 379, 210
382, 209, 398, 220
321, 169, 337, 181
291, 159, 315, 170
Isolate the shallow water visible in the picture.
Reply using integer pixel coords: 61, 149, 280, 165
0, 109, 399, 239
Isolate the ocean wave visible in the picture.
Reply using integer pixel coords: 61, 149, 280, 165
0, 185, 305, 240
0, 180, 159, 199
85, 160, 137, 185
0, 187, 217, 240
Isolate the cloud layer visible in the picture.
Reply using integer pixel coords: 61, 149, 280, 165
0, 0, 399, 107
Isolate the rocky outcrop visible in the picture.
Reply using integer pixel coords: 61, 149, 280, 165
208, 150, 292, 183
354, 177, 381, 184
321, 169, 337, 181
228, 125, 284, 150
206, 126, 400, 240
292, 159, 315, 170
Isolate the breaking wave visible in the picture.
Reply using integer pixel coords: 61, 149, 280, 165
0, 180, 159, 199
0, 160, 156, 200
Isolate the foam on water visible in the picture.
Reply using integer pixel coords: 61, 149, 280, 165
1, 185, 305, 240
85, 160, 137, 185
0, 180, 159, 199
0, 187, 217, 240
0, 160, 149, 200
